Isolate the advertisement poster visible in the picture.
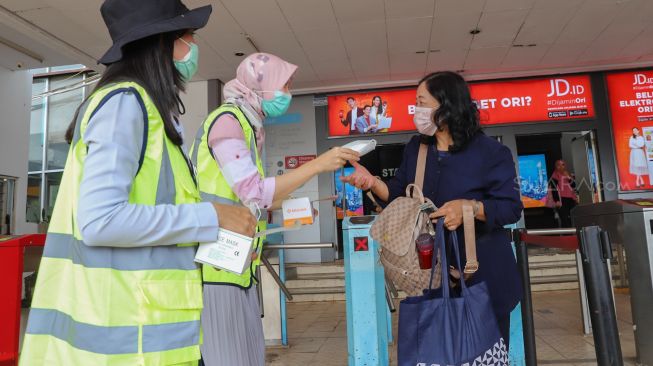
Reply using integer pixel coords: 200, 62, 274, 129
518, 154, 549, 209
326, 75, 595, 136
471, 75, 595, 125
606, 70, 653, 191
334, 168, 363, 219
327, 89, 417, 137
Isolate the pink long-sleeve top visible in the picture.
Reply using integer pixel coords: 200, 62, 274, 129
208, 114, 276, 210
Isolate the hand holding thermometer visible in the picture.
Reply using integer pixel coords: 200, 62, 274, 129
341, 139, 377, 157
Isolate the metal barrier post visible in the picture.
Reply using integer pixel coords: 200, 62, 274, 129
576, 249, 593, 335
514, 229, 537, 366
578, 226, 623, 366
342, 216, 389, 366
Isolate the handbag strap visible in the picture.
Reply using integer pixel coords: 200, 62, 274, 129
415, 143, 428, 191
462, 203, 479, 276
428, 218, 448, 297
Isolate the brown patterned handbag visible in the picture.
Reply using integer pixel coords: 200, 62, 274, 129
370, 143, 441, 296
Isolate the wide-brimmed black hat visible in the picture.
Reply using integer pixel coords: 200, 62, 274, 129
99, 0, 212, 65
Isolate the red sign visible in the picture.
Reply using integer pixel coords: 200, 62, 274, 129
284, 155, 316, 169
470, 75, 595, 125
606, 70, 653, 191
327, 89, 417, 137
354, 237, 369, 251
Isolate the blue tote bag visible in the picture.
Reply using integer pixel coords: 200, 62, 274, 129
398, 219, 508, 366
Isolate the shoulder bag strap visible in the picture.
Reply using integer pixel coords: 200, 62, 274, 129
462, 203, 479, 277
415, 143, 428, 190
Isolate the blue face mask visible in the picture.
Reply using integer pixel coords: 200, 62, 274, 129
174, 39, 199, 82
262, 91, 292, 117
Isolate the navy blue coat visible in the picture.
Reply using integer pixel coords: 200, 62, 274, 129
386, 133, 523, 318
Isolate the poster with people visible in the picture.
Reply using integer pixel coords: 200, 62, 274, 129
518, 154, 549, 208
334, 167, 364, 219
327, 89, 417, 137
606, 70, 653, 191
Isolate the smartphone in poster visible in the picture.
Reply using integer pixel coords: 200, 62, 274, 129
606, 70, 653, 191
334, 168, 364, 219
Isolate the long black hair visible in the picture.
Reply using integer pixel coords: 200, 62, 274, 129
66, 31, 186, 145
418, 71, 481, 152
372, 95, 384, 115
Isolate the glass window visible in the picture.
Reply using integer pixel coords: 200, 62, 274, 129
29, 78, 47, 172
47, 74, 83, 170
26, 174, 42, 223
44, 172, 63, 222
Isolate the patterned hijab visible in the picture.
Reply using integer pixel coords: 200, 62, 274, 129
223, 53, 297, 128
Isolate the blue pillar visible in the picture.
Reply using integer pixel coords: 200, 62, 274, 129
343, 216, 389, 366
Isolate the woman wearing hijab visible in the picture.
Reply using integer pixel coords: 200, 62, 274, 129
550, 159, 579, 227
19, 1, 257, 365
191, 53, 359, 365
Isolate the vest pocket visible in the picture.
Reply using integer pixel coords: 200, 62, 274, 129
139, 280, 203, 310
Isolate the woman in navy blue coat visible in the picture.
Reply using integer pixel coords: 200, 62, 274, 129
342, 71, 523, 345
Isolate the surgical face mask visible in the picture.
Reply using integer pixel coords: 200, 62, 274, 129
413, 106, 438, 136
174, 38, 199, 81
261, 90, 292, 117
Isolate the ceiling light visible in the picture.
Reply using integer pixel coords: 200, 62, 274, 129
469, 28, 481, 35
513, 44, 524, 47
415, 50, 426, 54
429, 49, 441, 53
527, 44, 537, 47
235, 52, 245, 57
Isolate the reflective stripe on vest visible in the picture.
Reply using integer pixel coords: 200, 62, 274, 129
20, 82, 203, 366
191, 104, 266, 288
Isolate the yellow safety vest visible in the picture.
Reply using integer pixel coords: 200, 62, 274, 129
191, 104, 266, 288
20, 82, 203, 366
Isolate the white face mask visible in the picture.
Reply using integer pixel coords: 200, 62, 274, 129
413, 106, 438, 136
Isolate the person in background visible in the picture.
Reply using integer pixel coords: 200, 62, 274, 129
342, 71, 523, 348
550, 159, 579, 228
629, 127, 649, 188
370, 95, 387, 125
356, 105, 378, 134
341, 96, 364, 135
20, 1, 257, 365
192, 53, 359, 366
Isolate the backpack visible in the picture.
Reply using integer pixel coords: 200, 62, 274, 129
370, 143, 479, 296
370, 143, 441, 296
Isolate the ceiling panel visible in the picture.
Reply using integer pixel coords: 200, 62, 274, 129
426, 48, 467, 71
513, 7, 576, 45
620, 23, 653, 59
331, 0, 385, 25
349, 51, 389, 78
435, 0, 486, 15
276, 0, 337, 31
294, 27, 349, 64
483, 0, 534, 12
471, 10, 529, 49
532, 0, 583, 9
312, 60, 354, 81
389, 52, 426, 77
340, 20, 387, 57
501, 45, 549, 68
387, 16, 432, 53
463, 47, 509, 71
555, 2, 620, 44
539, 42, 587, 67
1, 0, 50, 12
220, 0, 290, 36
429, 11, 480, 50
384, 0, 435, 19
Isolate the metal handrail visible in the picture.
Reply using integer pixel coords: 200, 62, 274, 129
264, 243, 334, 250
525, 228, 576, 236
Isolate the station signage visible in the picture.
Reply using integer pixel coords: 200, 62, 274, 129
326, 75, 595, 137
606, 70, 653, 191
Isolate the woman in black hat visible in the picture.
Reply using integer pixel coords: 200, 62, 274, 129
19, 1, 258, 365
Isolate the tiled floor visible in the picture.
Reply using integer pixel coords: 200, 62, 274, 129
265, 290, 637, 365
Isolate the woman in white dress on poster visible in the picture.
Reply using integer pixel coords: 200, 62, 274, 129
629, 127, 649, 188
